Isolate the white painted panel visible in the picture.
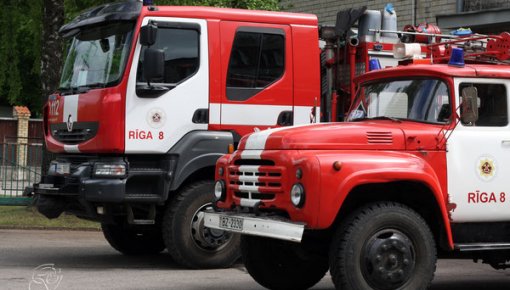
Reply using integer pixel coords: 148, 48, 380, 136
64, 145, 80, 153
63, 94, 79, 123
447, 78, 510, 222
209, 103, 221, 124
125, 17, 209, 154
294, 105, 320, 124
220, 104, 292, 126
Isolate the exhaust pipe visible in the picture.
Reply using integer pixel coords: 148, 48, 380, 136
349, 36, 359, 47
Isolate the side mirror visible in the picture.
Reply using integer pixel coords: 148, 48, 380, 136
143, 48, 165, 83
461, 86, 479, 125
140, 24, 157, 46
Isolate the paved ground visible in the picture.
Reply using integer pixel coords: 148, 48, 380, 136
0, 229, 509, 290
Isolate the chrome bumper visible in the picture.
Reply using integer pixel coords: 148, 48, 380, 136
204, 211, 305, 243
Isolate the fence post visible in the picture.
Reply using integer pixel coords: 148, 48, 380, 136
13, 106, 31, 180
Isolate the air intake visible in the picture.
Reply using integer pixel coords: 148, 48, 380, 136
366, 131, 393, 144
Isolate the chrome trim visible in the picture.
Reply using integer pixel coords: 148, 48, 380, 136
455, 243, 510, 251
204, 211, 305, 243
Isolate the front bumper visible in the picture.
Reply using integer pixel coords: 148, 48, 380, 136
204, 211, 305, 243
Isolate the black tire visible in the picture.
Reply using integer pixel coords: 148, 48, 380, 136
162, 180, 241, 269
102, 222, 165, 255
329, 202, 437, 290
242, 235, 329, 290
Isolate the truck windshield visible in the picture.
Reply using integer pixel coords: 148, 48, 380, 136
347, 79, 451, 124
59, 22, 134, 94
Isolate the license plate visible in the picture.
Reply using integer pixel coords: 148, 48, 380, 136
219, 215, 244, 231
54, 162, 70, 175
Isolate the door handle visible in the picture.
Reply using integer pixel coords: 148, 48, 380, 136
277, 111, 293, 126
192, 109, 209, 124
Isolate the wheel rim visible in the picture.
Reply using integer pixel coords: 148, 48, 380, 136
361, 229, 416, 290
190, 203, 233, 252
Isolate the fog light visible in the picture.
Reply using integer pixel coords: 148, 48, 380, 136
94, 163, 126, 177
290, 183, 305, 208
214, 180, 226, 201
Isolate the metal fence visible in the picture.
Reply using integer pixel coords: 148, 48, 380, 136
0, 137, 43, 205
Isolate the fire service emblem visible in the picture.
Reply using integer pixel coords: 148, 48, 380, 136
477, 156, 496, 181
146, 108, 166, 129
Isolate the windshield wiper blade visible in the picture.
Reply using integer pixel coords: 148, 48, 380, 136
351, 116, 402, 123
77, 83, 106, 91
368, 116, 402, 122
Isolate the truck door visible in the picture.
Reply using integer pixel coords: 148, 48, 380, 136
447, 78, 510, 222
213, 22, 293, 137
125, 17, 209, 153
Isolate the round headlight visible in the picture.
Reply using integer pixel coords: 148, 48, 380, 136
214, 180, 226, 201
290, 183, 305, 208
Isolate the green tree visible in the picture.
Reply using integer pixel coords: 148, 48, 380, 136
0, 0, 43, 114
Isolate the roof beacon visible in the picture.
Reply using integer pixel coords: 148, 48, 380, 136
448, 47, 465, 67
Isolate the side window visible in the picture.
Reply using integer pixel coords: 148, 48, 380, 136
137, 25, 199, 85
460, 83, 508, 127
226, 28, 285, 101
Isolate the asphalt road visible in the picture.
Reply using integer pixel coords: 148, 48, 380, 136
0, 229, 509, 290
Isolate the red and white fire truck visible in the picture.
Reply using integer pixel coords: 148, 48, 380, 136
204, 23, 510, 290
31, 0, 338, 269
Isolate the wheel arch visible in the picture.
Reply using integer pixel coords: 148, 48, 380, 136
168, 130, 234, 192
332, 180, 453, 251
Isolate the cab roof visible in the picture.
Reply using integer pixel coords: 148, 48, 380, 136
356, 63, 510, 84
144, 5, 318, 26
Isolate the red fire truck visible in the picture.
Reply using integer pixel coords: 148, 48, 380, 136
204, 30, 510, 289
31, 0, 346, 269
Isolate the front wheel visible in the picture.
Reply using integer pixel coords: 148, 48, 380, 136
163, 181, 240, 269
329, 202, 437, 290
101, 222, 165, 255
242, 235, 329, 290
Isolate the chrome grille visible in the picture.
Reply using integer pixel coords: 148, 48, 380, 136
228, 164, 284, 200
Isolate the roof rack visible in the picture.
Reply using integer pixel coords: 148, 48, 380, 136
428, 32, 510, 64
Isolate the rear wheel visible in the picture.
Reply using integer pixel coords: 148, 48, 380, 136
242, 235, 329, 290
163, 181, 240, 268
329, 202, 436, 290
102, 222, 165, 255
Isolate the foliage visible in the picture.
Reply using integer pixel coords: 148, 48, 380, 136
0, 0, 279, 117
0, 0, 43, 115
156, 0, 280, 10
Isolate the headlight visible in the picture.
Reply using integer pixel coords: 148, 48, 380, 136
214, 180, 226, 201
290, 183, 305, 208
94, 163, 126, 177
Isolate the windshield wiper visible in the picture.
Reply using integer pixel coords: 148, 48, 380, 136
351, 116, 402, 123
59, 83, 106, 95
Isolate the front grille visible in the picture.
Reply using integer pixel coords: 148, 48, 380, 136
228, 163, 284, 201
50, 122, 98, 144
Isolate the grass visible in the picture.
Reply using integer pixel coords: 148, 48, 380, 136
0, 206, 100, 230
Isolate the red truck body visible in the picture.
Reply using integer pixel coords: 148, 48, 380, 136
207, 56, 510, 288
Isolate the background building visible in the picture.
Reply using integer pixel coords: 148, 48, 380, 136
280, 0, 510, 34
